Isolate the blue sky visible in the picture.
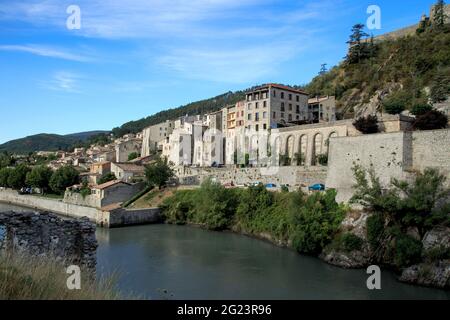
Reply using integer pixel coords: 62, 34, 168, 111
0, 0, 439, 143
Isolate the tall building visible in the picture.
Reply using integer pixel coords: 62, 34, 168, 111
308, 96, 337, 123
141, 120, 174, 156
244, 84, 309, 131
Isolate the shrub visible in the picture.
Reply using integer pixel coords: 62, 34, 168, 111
128, 152, 139, 161
394, 234, 423, 267
160, 190, 194, 225
353, 115, 379, 134
290, 189, 346, 254
316, 154, 328, 166
382, 90, 411, 114
424, 246, 450, 262
339, 233, 364, 252
366, 214, 385, 249
98, 173, 117, 185
410, 104, 432, 116
413, 110, 448, 131
145, 157, 175, 189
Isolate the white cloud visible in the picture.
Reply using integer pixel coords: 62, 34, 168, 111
0, 44, 92, 62
41, 71, 83, 93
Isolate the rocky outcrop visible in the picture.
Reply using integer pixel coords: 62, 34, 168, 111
399, 227, 450, 289
320, 211, 372, 268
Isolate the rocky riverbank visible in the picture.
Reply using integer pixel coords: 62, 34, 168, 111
319, 211, 450, 290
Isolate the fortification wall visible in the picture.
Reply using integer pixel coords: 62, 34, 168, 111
326, 129, 450, 203
0, 211, 97, 270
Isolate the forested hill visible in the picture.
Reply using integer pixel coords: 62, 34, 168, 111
112, 90, 246, 137
304, 21, 450, 118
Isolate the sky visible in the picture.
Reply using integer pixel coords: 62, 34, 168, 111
0, 0, 439, 143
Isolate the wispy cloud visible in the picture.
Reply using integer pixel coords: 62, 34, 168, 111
40, 71, 83, 93
0, 44, 92, 62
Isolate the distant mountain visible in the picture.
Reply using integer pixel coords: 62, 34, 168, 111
0, 131, 110, 154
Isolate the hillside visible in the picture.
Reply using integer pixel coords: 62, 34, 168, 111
111, 91, 246, 137
0, 131, 109, 154
304, 23, 450, 118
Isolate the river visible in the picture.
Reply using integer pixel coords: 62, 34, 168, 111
1, 203, 449, 300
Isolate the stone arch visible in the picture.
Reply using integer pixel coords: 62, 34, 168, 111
312, 133, 323, 165
297, 134, 308, 166
327, 132, 338, 153
285, 135, 295, 158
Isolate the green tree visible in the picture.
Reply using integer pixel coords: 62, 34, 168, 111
145, 157, 175, 189
430, 70, 450, 103
346, 24, 370, 64
25, 165, 53, 193
98, 172, 117, 185
7, 164, 31, 190
433, 0, 448, 30
49, 166, 80, 194
128, 152, 139, 161
382, 90, 411, 114
0, 167, 13, 187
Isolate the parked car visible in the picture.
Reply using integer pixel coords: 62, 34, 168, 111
265, 183, 277, 188
308, 183, 325, 191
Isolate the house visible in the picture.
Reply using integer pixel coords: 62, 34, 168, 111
141, 120, 175, 156
308, 96, 337, 123
111, 162, 145, 183
90, 161, 111, 176
115, 139, 142, 163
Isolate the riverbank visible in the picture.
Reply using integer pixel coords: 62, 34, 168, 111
158, 175, 450, 290
0, 189, 161, 228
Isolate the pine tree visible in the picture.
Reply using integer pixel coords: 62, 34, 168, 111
433, 0, 447, 30
346, 24, 369, 64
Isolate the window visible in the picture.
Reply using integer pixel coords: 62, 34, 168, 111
255, 102, 259, 109
263, 124, 267, 130
296, 105, 300, 113
289, 104, 292, 111
288, 114, 292, 121
241, 111, 244, 116
248, 114, 252, 120
273, 112, 276, 119
281, 113, 285, 118
296, 115, 300, 120
296, 95, 299, 102
263, 111, 267, 119
289, 94, 292, 100
256, 124, 259, 131
255, 113, 259, 121
281, 102, 285, 112
273, 90, 276, 97
263, 101, 267, 108
281, 92, 285, 99
248, 103, 252, 110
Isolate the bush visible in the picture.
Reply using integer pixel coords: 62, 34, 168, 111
0, 167, 13, 187
413, 110, 448, 131
410, 104, 432, 116
98, 173, 116, 185
338, 233, 364, 252
424, 246, 450, 262
316, 154, 328, 166
290, 189, 346, 254
366, 214, 385, 249
382, 90, 412, 114
128, 152, 139, 161
394, 234, 423, 267
353, 115, 379, 134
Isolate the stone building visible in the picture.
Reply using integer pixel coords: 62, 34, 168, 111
111, 162, 145, 183
245, 83, 309, 131
115, 139, 142, 163
308, 96, 337, 123
141, 120, 175, 156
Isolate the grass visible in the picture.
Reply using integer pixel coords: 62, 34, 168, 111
0, 252, 128, 300
129, 187, 179, 209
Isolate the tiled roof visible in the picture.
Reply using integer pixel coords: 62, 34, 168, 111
94, 180, 130, 190
113, 163, 145, 173
251, 83, 308, 95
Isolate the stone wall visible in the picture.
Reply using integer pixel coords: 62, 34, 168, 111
0, 211, 97, 270
326, 129, 450, 203
177, 166, 327, 188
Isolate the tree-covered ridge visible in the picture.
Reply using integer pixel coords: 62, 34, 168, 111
111, 91, 246, 137
305, 17, 450, 118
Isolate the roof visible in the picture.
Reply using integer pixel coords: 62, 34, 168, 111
112, 162, 145, 173
250, 83, 308, 95
94, 180, 130, 190
308, 96, 334, 104
91, 161, 111, 166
